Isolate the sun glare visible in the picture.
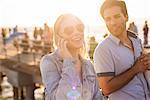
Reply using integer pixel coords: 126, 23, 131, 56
0, 0, 150, 27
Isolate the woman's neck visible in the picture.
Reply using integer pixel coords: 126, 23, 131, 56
69, 48, 80, 60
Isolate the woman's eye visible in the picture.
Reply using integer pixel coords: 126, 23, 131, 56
63, 26, 74, 35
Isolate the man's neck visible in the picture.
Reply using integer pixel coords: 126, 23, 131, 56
117, 30, 129, 43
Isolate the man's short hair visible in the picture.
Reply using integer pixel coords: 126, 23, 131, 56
100, 0, 128, 20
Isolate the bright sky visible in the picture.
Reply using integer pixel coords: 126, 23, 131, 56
0, 0, 150, 27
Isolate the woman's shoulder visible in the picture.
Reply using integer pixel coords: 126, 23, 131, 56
83, 59, 96, 76
40, 51, 59, 68
40, 51, 60, 72
41, 53, 55, 62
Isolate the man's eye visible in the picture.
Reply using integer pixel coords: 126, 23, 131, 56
114, 14, 121, 19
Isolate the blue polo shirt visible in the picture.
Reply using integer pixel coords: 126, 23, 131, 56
94, 32, 150, 100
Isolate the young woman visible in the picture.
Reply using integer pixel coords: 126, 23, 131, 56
40, 14, 102, 100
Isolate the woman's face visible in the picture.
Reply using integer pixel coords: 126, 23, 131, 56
58, 16, 84, 49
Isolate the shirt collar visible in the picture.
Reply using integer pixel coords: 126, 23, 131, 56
109, 34, 121, 45
109, 32, 135, 46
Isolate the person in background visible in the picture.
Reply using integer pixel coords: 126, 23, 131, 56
128, 22, 138, 34
42, 23, 54, 54
33, 27, 38, 40
94, 0, 150, 100
40, 14, 102, 100
13, 25, 18, 33
143, 20, 149, 45
88, 36, 98, 61
42, 23, 53, 44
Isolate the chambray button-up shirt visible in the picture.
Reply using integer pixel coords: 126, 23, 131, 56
94, 33, 150, 100
40, 49, 102, 100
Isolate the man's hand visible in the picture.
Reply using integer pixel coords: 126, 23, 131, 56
134, 53, 150, 73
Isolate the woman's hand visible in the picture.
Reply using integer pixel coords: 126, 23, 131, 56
58, 38, 72, 59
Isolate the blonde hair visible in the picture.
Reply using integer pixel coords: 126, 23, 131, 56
53, 14, 87, 58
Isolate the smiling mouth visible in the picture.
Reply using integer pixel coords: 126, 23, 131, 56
74, 38, 81, 41
72, 37, 82, 41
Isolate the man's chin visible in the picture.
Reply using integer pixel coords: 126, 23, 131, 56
111, 32, 121, 37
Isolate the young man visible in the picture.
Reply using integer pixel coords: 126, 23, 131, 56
94, 0, 150, 100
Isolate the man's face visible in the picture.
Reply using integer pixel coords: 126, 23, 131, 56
103, 6, 127, 37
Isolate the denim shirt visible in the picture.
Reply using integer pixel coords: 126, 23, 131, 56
40, 49, 102, 100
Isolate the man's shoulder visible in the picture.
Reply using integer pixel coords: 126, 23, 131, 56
95, 38, 112, 53
98, 37, 113, 47
127, 30, 138, 39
